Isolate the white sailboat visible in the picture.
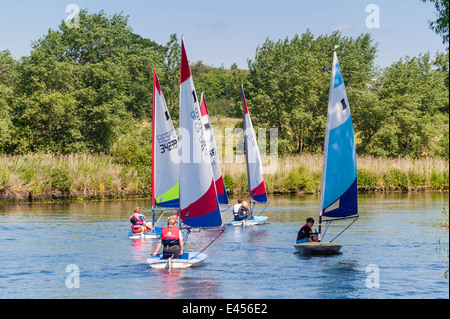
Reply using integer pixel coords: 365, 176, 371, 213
294, 50, 358, 254
128, 69, 179, 240
230, 85, 269, 226
147, 37, 223, 268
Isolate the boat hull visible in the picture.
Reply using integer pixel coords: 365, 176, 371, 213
146, 252, 207, 269
229, 216, 268, 226
294, 242, 342, 254
128, 231, 160, 240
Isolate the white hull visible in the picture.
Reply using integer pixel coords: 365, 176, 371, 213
294, 242, 342, 254
146, 252, 206, 269
230, 216, 268, 226
128, 231, 160, 240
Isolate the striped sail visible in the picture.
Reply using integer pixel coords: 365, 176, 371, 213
199, 92, 229, 205
241, 85, 268, 203
320, 52, 358, 218
152, 69, 179, 208
179, 37, 222, 227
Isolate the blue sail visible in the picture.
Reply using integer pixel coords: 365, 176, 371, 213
320, 52, 358, 219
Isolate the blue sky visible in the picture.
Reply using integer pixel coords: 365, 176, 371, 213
0, 0, 446, 69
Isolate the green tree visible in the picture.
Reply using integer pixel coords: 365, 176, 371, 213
0, 50, 19, 152
246, 31, 377, 154
369, 52, 449, 158
421, 0, 449, 46
8, 9, 165, 154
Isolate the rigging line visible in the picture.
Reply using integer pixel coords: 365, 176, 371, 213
154, 210, 164, 227
189, 227, 226, 260
329, 217, 359, 243
321, 220, 331, 241
250, 201, 270, 220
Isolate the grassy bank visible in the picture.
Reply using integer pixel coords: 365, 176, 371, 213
0, 154, 146, 202
0, 153, 448, 202
222, 153, 449, 196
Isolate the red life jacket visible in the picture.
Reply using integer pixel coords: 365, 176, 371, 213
297, 224, 312, 240
161, 226, 180, 245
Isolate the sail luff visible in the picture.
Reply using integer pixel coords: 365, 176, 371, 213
152, 69, 156, 207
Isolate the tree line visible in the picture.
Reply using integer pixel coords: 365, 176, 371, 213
0, 9, 448, 162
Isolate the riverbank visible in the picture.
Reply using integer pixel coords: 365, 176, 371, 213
0, 153, 448, 203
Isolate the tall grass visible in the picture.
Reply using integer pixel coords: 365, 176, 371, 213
0, 154, 141, 200
221, 153, 449, 195
0, 152, 448, 202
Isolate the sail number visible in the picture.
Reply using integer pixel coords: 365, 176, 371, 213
157, 129, 178, 154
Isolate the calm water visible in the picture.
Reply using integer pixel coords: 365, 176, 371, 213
0, 192, 448, 299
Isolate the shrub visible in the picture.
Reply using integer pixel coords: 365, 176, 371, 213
223, 174, 235, 190
357, 169, 378, 187
51, 168, 73, 192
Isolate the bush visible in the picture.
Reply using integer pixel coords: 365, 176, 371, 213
383, 168, 409, 188
223, 174, 235, 190
51, 168, 72, 192
283, 165, 315, 192
357, 169, 378, 187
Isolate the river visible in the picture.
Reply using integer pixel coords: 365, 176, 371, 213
0, 192, 448, 299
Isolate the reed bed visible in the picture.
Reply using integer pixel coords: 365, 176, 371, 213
221, 153, 449, 195
0, 154, 141, 200
0, 152, 448, 202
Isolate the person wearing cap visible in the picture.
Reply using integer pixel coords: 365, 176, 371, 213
233, 198, 250, 221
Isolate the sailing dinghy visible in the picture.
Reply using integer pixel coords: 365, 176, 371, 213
294, 51, 358, 254
230, 85, 269, 226
199, 91, 229, 205
129, 70, 179, 240
147, 37, 223, 268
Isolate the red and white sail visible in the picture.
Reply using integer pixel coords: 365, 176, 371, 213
179, 37, 222, 227
241, 85, 268, 203
199, 92, 229, 205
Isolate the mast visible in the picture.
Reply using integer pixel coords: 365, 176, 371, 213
241, 85, 252, 205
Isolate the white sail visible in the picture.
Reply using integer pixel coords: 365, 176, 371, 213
178, 37, 222, 227
241, 85, 268, 203
152, 69, 179, 208
199, 92, 229, 205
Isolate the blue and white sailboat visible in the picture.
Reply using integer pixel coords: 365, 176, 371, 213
295, 50, 358, 253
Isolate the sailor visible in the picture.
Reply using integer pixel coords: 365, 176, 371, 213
296, 217, 319, 243
129, 207, 154, 233
152, 217, 184, 259
233, 198, 250, 221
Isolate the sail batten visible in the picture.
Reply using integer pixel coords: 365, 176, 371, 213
320, 52, 358, 219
